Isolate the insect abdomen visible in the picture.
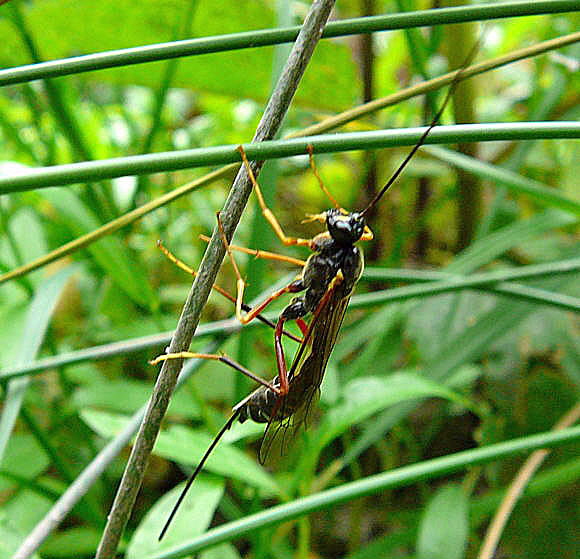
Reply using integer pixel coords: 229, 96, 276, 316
236, 384, 298, 424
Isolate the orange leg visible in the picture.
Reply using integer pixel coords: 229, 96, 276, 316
215, 213, 306, 327
237, 145, 314, 249
157, 240, 302, 343
303, 145, 374, 242
199, 234, 306, 267
150, 352, 283, 395
157, 240, 236, 304
306, 144, 340, 209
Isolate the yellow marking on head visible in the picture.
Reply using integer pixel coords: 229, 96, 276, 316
361, 225, 374, 241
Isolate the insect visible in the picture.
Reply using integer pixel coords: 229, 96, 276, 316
152, 38, 482, 540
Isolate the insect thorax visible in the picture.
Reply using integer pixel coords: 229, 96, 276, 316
306, 236, 364, 300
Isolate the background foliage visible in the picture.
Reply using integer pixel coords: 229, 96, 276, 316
0, 1, 578, 558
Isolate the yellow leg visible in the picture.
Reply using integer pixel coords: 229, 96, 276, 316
157, 240, 237, 304
150, 351, 282, 394
304, 145, 374, 242
215, 213, 304, 326
199, 234, 306, 267
237, 145, 314, 248
157, 239, 303, 343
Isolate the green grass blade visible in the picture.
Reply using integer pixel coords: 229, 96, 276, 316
0, 266, 76, 462
145, 425, 580, 558
0, 1, 576, 86
425, 145, 580, 216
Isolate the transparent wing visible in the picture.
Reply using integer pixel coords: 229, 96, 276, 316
257, 278, 351, 465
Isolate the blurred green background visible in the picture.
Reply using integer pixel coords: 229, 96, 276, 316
0, 1, 578, 558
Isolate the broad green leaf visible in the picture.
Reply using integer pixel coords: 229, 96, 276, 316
416, 484, 469, 559
127, 477, 224, 559
0, 434, 49, 494
317, 372, 471, 449
80, 409, 278, 493
73, 378, 200, 418
0, 0, 358, 111
0, 265, 76, 463
154, 424, 278, 494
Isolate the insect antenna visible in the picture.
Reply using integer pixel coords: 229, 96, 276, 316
159, 410, 241, 541
360, 32, 485, 218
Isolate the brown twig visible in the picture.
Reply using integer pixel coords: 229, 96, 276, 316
477, 402, 580, 559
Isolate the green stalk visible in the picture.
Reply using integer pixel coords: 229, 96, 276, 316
147, 425, 580, 558
0, 0, 576, 86
0, 34, 576, 286
1, 122, 577, 193
2, 257, 577, 382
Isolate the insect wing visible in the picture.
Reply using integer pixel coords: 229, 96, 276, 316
257, 279, 351, 463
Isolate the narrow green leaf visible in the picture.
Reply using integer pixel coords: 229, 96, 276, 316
0, 265, 76, 463
416, 484, 469, 559
425, 145, 580, 216
38, 188, 156, 309
426, 275, 576, 383
447, 209, 577, 274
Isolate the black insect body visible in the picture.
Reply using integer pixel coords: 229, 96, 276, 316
236, 215, 367, 425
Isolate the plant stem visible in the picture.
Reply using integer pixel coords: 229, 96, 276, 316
1, 0, 576, 86
94, 2, 337, 557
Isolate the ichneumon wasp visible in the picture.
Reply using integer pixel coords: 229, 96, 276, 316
152, 36, 483, 541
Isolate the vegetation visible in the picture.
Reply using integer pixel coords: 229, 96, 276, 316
0, 1, 578, 558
